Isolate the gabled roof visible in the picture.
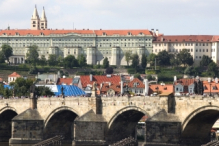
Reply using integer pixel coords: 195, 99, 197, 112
57, 78, 73, 85
212, 36, 219, 42
174, 79, 195, 86
80, 75, 121, 88
149, 84, 173, 95
128, 78, 145, 88
203, 81, 219, 93
100, 83, 121, 93
8, 72, 21, 77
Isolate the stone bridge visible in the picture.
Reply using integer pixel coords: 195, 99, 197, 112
0, 95, 218, 146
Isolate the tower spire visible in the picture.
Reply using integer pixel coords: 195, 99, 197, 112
32, 5, 39, 19
41, 6, 47, 21
40, 6, 48, 30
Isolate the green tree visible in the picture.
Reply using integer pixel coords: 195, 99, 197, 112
131, 54, 140, 73
105, 67, 113, 74
3, 88, 11, 98
141, 54, 147, 68
35, 86, 54, 96
134, 73, 141, 80
208, 62, 218, 77
78, 54, 87, 67
39, 55, 47, 67
48, 54, 58, 66
147, 53, 156, 66
125, 51, 132, 66
26, 45, 39, 66
177, 49, 194, 66
64, 55, 78, 68
103, 57, 109, 69
157, 50, 171, 66
57, 56, 64, 66
170, 58, 180, 67
10, 78, 34, 97
1, 44, 12, 63
0, 51, 5, 63
200, 55, 213, 67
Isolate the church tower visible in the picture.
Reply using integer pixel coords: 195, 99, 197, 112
40, 7, 47, 30
31, 5, 40, 30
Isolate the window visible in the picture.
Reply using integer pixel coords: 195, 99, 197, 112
199, 49, 201, 52
196, 49, 198, 52
176, 87, 178, 91
199, 56, 201, 59
196, 43, 198, 46
196, 56, 198, 58
191, 49, 193, 52
206, 49, 208, 52
203, 49, 205, 52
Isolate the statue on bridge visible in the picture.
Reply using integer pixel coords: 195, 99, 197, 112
194, 80, 204, 95
29, 84, 36, 94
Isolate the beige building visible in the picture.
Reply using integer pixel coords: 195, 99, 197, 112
0, 7, 153, 66
152, 35, 216, 66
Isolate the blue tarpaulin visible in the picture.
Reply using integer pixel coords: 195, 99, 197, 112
55, 85, 86, 96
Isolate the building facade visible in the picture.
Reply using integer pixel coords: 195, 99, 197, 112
153, 35, 219, 66
0, 7, 153, 66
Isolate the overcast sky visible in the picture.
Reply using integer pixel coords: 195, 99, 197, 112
0, 0, 218, 35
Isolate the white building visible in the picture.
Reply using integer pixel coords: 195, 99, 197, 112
0, 7, 153, 66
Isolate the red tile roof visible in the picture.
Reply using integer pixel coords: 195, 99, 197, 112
154, 35, 213, 43
212, 36, 219, 42
8, 72, 21, 77
94, 30, 152, 36
128, 78, 145, 88
80, 75, 121, 88
203, 81, 219, 93
0, 29, 152, 36
174, 79, 195, 86
149, 84, 173, 95
80, 75, 122, 94
57, 78, 73, 85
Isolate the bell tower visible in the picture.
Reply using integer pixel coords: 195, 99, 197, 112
31, 5, 40, 30
40, 7, 47, 30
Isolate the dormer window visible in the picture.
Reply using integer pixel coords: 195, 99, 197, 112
128, 32, 132, 35
155, 87, 159, 90
102, 32, 106, 36
139, 32, 143, 35
164, 87, 167, 90
16, 32, 19, 35
41, 32, 44, 36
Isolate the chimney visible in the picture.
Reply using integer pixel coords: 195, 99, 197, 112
63, 75, 66, 79
208, 78, 211, 83
215, 78, 218, 84
90, 74, 93, 81
151, 29, 155, 36
144, 79, 149, 96
155, 29, 159, 36
174, 76, 177, 82
121, 81, 124, 94
109, 82, 111, 86
100, 83, 103, 89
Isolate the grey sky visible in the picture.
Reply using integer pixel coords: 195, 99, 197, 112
0, 0, 218, 35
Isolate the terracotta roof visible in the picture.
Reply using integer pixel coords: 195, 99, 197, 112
212, 36, 219, 42
8, 72, 21, 77
94, 30, 152, 36
174, 79, 195, 86
154, 35, 213, 43
100, 83, 121, 93
128, 78, 145, 88
149, 84, 173, 95
57, 78, 73, 85
203, 81, 219, 93
0, 29, 152, 36
80, 75, 121, 88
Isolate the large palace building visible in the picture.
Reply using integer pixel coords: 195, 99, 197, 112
0, 6, 154, 65
0, 6, 219, 66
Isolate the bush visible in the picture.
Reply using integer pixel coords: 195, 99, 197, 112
106, 67, 114, 74
127, 68, 135, 74
29, 67, 38, 74
146, 70, 160, 75
147, 75, 155, 81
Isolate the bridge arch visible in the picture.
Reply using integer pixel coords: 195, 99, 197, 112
181, 105, 219, 145
44, 106, 80, 127
0, 106, 17, 115
0, 106, 18, 141
107, 106, 148, 143
44, 106, 79, 143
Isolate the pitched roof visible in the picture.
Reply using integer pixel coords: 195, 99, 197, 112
0, 29, 152, 36
8, 72, 21, 77
212, 36, 219, 42
154, 35, 213, 43
57, 78, 73, 85
100, 82, 121, 93
128, 78, 145, 88
80, 75, 121, 88
203, 81, 219, 93
174, 79, 195, 86
149, 84, 173, 95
